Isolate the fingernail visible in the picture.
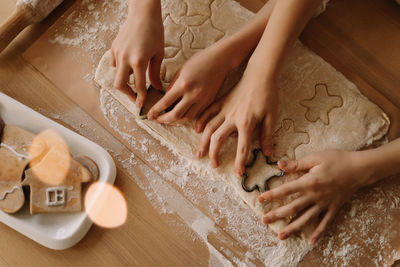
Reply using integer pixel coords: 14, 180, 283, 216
280, 232, 287, 240
263, 216, 271, 224
196, 150, 203, 158
263, 147, 273, 156
310, 237, 318, 245
279, 160, 287, 168
258, 197, 264, 203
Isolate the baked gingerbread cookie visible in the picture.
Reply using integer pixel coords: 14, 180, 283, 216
0, 121, 99, 215
22, 146, 95, 214
0, 125, 47, 213
21, 127, 98, 215
74, 155, 100, 181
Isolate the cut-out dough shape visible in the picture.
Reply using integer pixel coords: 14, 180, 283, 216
184, 0, 213, 17
189, 19, 224, 49
273, 119, 310, 160
181, 29, 201, 59
242, 149, 285, 193
161, 50, 187, 83
300, 83, 343, 125
0, 125, 46, 213
164, 15, 186, 48
178, 14, 208, 27
165, 47, 180, 59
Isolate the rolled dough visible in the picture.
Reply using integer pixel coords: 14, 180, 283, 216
95, 0, 390, 236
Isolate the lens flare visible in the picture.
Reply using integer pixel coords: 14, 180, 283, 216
85, 182, 127, 228
28, 129, 71, 186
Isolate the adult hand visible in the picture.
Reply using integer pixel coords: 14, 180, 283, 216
111, 0, 164, 107
195, 70, 278, 176
258, 150, 373, 244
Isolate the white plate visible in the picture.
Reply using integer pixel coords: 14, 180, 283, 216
0, 92, 116, 250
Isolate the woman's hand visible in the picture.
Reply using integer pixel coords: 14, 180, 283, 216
258, 150, 374, 245
195, 69, 279, 176
111, 0, 164, 108
147, 42, 236, 124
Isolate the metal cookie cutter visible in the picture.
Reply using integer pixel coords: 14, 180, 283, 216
241, 149, 285, 193
139, 85, 177, 120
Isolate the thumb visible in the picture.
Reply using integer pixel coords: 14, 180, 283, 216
278, 155, 317, 173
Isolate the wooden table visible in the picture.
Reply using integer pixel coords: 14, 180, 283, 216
0, 0, 399, 266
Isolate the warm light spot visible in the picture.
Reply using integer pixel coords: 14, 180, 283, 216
85, 182, 127, 228
34, 129, 69, 150
29, 129, 71, 185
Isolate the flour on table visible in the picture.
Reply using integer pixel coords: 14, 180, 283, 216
95, 0, 390, 237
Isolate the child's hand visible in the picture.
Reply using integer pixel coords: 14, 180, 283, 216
147, 43, 235, 124
111, 0, 164, 108
195, 70, 278, 176
258, 150, 373, 245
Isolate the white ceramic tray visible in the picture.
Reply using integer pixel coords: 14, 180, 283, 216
0, 92, 116, 250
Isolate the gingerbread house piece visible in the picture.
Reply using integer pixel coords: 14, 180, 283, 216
22, 145, 93, 214
0, 125, 47, 213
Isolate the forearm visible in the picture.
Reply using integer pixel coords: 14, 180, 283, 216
247, 0, 322, 79
359, 138, 400, 185
128, 0, 161, 18
218, 0, 277, 69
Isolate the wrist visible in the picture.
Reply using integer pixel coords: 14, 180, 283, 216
129, 0, 161, 17
208, 38, 244, 72
352, 149, 384, 187
246, 53, 281, 82
244, 56, 280, 86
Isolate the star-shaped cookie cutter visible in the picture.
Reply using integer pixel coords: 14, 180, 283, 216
241, 149, 285, 193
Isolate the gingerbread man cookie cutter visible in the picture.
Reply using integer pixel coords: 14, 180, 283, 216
138, 86, 177, 120
241, 149, 285, 193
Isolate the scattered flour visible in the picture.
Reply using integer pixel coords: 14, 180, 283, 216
99, 88, 313, 266
41, 0, 400, 265
48, 0, 129, 74
39, 68, 400, 266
